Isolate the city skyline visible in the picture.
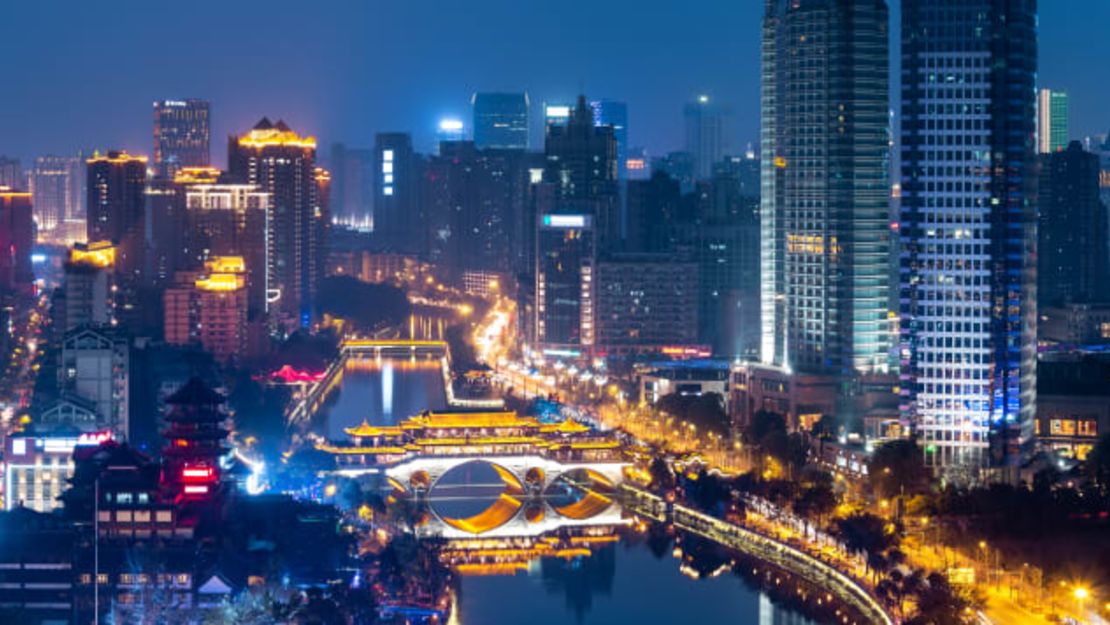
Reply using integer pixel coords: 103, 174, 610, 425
1, 1, 1108, 164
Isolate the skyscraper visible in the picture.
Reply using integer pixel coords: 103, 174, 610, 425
684, 95, 731, 180
900, 0, 1038, 477
228, 118, 319, 326
372, 132, 424, 255
543, 95, 619, 252
535, 211, 595, 356
30, 155, 78, 237
153, 99, 211, 176
0, 157, 22, 190
86, 151, 148, 281
329, 143, 373, 230
590, 100, 629, 180
473, 92, 529, 150
1038, 141, 1108, 306
760, 0, 892, 377
1036, 89, 1068, 154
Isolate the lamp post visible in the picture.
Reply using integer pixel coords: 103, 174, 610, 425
1074, 586, 1089, 624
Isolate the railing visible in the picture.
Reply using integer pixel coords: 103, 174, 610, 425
620, 484, 895, 625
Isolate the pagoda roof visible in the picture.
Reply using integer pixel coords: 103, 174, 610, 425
403, 410, 540, 430
344, 420, 402, 438
539, 418, 591, 435
166, 378, 225, 406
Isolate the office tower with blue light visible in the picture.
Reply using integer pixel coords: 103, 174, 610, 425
472, 92, 529, 150
760, 0, 892, 377
684, 95, 731, 180
590, 99, 628, 180
900, 0, 1038, 478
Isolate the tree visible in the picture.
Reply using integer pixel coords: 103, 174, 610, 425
810, 413, 841, 440
904, 571, 973, 625
869, 438, 930, 501
876, 567, 926, 621
648, 457, 676, 492
834, 513, 900, 580
793, 469, 837, 530
316, 276, 410, 332
1086, 433, 1110, 496
655, 392, 730, 436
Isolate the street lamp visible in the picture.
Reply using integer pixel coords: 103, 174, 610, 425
1074, 586, 1089, 622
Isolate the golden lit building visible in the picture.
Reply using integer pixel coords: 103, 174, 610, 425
163, 256, 248, 361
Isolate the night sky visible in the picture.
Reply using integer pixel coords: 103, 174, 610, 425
2, 1, 1108, 165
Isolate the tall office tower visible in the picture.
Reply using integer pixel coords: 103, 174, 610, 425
373, 133, 425, 255
329, 143, 373, 229
626, 171, 683, 254
182, 180, 270, 315
0, 157, 22, 190
473, 92, 530, 150
30, 156, 78, 236
535, 211, 596, 357
153, 99, 211, 177
761, 0, 892, 377
86, 151, 148, 282
900, 0, 1038, 477
1036, 89, 1069, 154
228, 118, 318, 326
543, 95, 619, 253
143, 177, 183, 287
590, 100, 629, 179
1039, 141, 1109, 306
684, 95, 731, 180
696, 160, 761, 360
314, 166, 331, 295
0, 187, 34, 293
423, 141, 531, 279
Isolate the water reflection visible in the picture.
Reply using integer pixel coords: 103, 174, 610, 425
314, 357, 447, 440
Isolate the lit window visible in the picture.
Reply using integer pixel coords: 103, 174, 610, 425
384, 186, 393, 196
12, 439, 25, 455
384, 174, 393, 184
383, 150, 394, 162
382, 162, 393, 174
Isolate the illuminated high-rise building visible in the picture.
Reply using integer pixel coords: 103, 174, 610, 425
228, 118, 319, 326
760, 0, 892, 376
473, 92, 529, 150
0, 187, 34, 294
86, 151, 148, 281
900, 0, 1038, 477
153, 99, 210, 176
30, 155, 81, 237
684, 95, 731, 180
59, 242, 116, 334
1036, 89, 1068, 154
373, 132, 424, 255
590, 99, 629, 180
543, 95, 619, 253
163, 256, 249, 362
183, 179, 271, 315
535, 210, 596, 357
329, 143, 373, 229
0, 157, 22, 190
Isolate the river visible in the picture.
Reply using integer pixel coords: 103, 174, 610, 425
314, 357, 825, 624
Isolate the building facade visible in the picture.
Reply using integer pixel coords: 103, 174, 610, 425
228, 119, 319, 326
684, 95, 731, 181
86, 151, 148, 282
58, 327, 130, 441
899, 0, 1038, 477
153, 99, 211, 176
1038, 141, 1108, 306
473, 92, 530, 150
372, 132, 424, 255
760, 0, 893, 376
594, 255, 699, 356
1036, 89, 1068, 154
0, 186, 34, 294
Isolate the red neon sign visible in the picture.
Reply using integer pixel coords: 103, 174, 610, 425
76, 431, 113, 447
183, 485, 209, 495
181, 466, 215, 482
270, 364, 327, 384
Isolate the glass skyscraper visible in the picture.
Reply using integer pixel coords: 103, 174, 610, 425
472, 92, 529, 150
760, 0, 892, 377
899, 0, 1038, 478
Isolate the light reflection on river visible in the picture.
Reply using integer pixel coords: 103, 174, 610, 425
314, 356, 448, 440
